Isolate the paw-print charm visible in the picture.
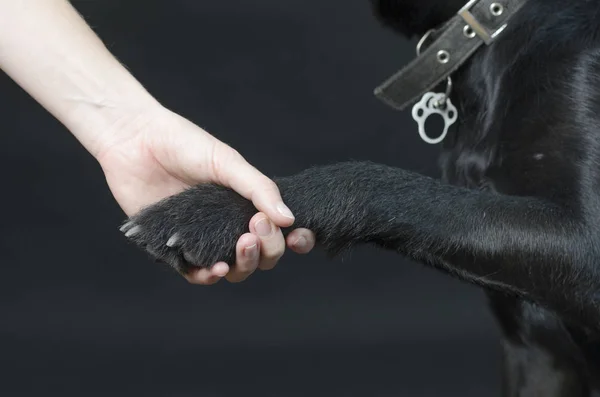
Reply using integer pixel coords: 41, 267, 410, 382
411, 92, 458, 144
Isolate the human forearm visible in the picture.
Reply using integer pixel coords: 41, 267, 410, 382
0, 0, 159, 157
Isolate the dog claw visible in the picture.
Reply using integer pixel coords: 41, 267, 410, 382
119, 221, 135, 233
124, 225, 141, 238
166, 233, 180, 248
183, 251, 196, 264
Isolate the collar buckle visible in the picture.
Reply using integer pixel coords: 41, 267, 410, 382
458, 0, 508, 45
373, 0, 528, 112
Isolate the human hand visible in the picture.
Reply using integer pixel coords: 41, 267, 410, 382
0, 0, 314, 284
95, 105, 315, 284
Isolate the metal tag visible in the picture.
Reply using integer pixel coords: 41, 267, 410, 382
411, 92, 458, 144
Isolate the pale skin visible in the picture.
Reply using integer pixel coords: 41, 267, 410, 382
0, 0, 316, 284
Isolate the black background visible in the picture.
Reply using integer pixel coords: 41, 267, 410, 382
0, 1, 504, 396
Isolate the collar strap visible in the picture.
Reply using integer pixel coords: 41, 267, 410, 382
374, 0, 529, 111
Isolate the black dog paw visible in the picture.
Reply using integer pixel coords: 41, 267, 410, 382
120, 183, 256, 274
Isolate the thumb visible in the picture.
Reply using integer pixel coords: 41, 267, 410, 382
211, 143, 295, 228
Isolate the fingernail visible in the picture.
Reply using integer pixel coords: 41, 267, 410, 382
293, 236, 308, 249
255, 218, 273, 237
276, 202, 295, 220
244, 243, 258, 259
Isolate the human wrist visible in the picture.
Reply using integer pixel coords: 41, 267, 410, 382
63, 87, 161, 159
0, 0, 160, 158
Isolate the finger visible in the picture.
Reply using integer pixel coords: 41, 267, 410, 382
185, 262, 229, 285
225, 233, 261, 283
286, 228, 316, 254
249, 213, 286, 271
212, 144, 295, 228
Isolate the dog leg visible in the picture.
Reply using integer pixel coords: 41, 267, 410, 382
488, 293, 591, 396
122, 161, 600, 331
500, 340, 590, 397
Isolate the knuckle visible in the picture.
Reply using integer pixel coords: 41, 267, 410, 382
185, 276, 203, 285
230, 259, 257, 279
185, 272, 215, 285
259, 258, 279, 271
210, 146, 226, 184
264, 179, 279, 193
261, 234, 285, 258
235, 262, 256, 275
210, 144, 243, 185
264, 244, 285, 261
226, 272, 251, 283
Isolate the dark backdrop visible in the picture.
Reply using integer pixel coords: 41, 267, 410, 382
0, 1, 504, 396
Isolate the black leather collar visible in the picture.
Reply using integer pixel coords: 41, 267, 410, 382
374, 0, 529, 111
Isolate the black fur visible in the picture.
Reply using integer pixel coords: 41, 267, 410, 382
122, 0, 600, 395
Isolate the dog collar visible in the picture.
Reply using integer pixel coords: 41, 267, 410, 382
374, 0, 529, 112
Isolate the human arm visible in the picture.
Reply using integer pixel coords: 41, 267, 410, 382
0, 0, 315, 283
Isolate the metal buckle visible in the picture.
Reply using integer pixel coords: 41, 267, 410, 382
458, 0, 507, 45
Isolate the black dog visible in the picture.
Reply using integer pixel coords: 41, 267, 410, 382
120, 0, 600, 395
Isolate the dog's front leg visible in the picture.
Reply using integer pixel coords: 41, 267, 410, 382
122, 161, 600, 331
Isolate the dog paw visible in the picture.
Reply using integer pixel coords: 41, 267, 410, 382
120, 184, 256, 274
